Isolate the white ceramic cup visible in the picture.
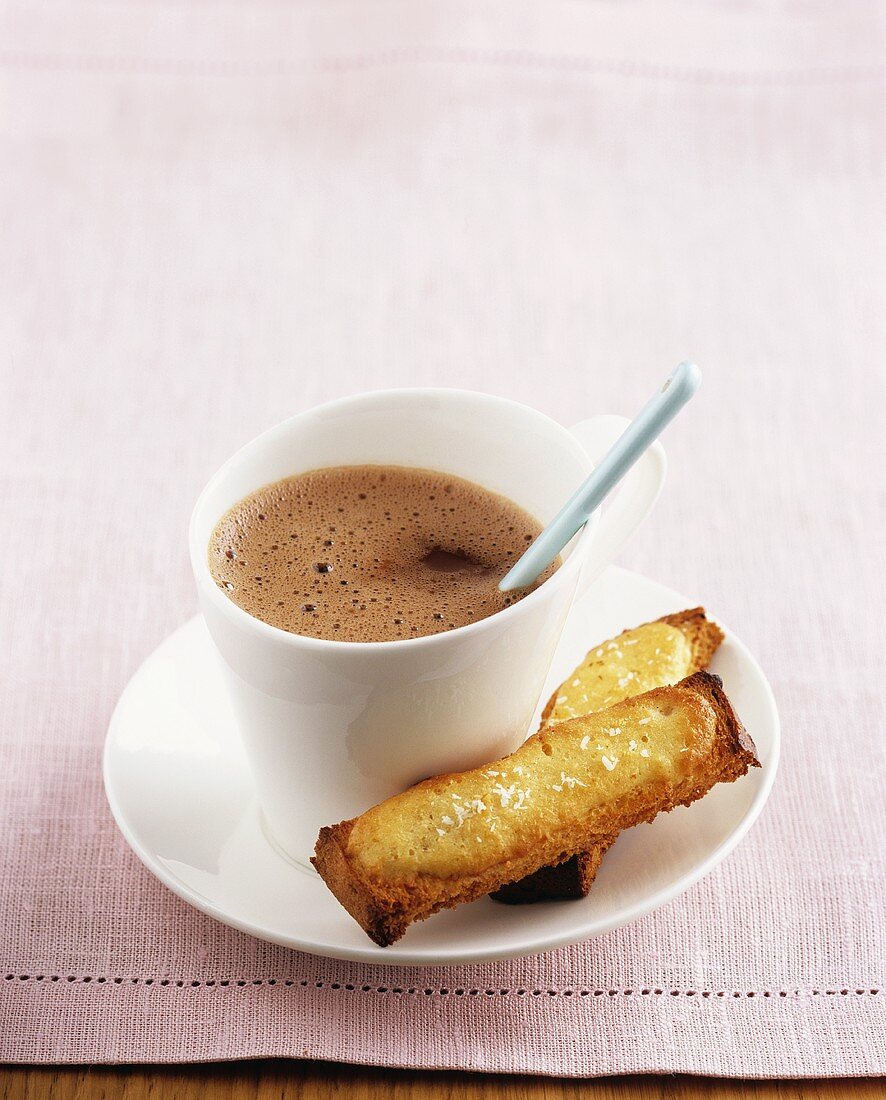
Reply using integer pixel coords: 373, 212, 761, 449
189, 389, 666, 861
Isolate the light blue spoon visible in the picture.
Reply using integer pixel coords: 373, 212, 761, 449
498, 361, 701, 592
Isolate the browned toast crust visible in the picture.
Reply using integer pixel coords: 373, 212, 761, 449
310, 820, 400, 947
312, 671, 758, 946
501, 608, 724, 903
661, 607, 725, 675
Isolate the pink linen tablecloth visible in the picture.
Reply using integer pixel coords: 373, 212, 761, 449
1, 0, 883, 1077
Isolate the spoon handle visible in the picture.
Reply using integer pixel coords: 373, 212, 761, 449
498, 361, 701, 592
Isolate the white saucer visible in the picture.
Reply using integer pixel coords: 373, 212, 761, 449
104, 567, 779, 966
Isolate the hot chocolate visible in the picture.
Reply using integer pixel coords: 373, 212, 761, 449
208, 465, 555, 642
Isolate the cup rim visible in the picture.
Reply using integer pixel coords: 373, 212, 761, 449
189, 387, 596, 652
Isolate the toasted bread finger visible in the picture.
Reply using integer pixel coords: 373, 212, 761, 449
542, 607, 724, 724
312, 671, 759, 946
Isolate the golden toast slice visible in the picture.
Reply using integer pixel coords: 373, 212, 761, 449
542, 607, 724, 725
312, 671, 758, 946
493, 608, 724, 903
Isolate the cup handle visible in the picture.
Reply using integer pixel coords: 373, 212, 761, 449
569, 414, 667, 598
